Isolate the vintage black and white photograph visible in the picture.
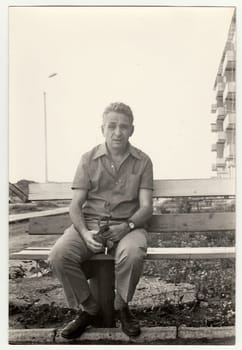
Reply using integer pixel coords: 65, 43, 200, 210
7, 4, 237, 346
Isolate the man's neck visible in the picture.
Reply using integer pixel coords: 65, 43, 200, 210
106, 143, 130, 158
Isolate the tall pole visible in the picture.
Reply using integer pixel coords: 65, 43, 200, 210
43, 91, 48, 182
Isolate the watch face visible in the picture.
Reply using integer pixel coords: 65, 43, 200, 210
129, 221, 135, 230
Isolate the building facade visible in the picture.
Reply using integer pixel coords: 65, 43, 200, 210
211, 10, 236, 178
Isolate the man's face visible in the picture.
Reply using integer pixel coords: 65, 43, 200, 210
101, 111, 134, 153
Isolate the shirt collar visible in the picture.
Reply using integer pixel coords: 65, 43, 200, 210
93, 143, 142, 160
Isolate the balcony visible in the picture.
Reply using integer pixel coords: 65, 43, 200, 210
216, 157, 226, 168
227, 159, 236, 168
224, 144, 236, 160
226, 130, 236, 144
211, 143, 223, 158
211, 164, 217, 172
231, 32, 236, 46
225, 41, 234, 51
211, 123, 217, 132
217, 131, 226, 143
224, 82, 236, 102
216, 82, 225, 98
214, 74, 223, 88
211, 104, 217, 113
217, 170, 229, 178
217, 107, 225, 120
224, 100, 236, 114
216, 96, 223, 108
222, 50, 236, 76
224, 113, 236, 131
216, 143, 224, 158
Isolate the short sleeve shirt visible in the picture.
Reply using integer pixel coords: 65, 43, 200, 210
72, 143, 153, 220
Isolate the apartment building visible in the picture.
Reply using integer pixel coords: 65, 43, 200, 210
211, 10, 236, 178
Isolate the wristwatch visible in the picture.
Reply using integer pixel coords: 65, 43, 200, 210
127, 220, 135, 231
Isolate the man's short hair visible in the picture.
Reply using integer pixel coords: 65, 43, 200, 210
103, 102, 134, 124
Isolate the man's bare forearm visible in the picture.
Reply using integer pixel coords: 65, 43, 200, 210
129, 205, 153, 228
69, 201, 104, 252
69, 204, 89, 238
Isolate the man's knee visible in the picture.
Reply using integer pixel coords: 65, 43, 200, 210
48, 244, 68, 271
116, 243, 147, 267
127, 244, 146, 261
117, 229, 147, 260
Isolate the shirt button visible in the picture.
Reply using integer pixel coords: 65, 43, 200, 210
105, 201, 110, 209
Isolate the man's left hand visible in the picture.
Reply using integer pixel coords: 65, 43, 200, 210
102, 223, 129, 242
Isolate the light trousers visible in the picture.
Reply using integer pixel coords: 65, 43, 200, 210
48, 223, 147, 309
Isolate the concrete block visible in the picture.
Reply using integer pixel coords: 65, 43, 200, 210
9, 328, 56, 344
178, 326, 235, 339
55, 326, 177, 344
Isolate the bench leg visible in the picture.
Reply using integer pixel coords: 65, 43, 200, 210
89, 259, 115, 327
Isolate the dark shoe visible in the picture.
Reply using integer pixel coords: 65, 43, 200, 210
61, 311, 98, 339
117, 306, 141, 337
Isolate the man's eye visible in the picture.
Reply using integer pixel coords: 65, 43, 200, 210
108, 125, 116, 129
120, 125, 128, 130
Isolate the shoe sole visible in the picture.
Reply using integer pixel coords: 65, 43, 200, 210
121, 327, 141, 337
61, 324, 93, 339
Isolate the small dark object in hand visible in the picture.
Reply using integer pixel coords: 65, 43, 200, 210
93, 224, 110, 245
93, 221, 113, 254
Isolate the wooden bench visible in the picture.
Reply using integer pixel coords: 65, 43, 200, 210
10, 178, 235, 327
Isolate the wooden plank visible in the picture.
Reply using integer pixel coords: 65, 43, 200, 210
28, 212, 235, 235
28, 178, 235, 201
9, 183, 28, 202
29, 182, 72, 200
29, 214, 71, 234
153, 178, 235, 197
9, 203, 38, 210
149, 212, 235, 232
9, 207, 69, 223
10, 249, 113, 261
146, 247, 235, 259
10, 246, 235, 260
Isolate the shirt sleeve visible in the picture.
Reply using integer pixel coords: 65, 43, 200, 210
71, 154, 91, 190
140, 157, 154, 190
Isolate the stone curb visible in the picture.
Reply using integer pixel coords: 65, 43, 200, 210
8, 328, 56, 344
178, 326, 235, 339
9, 326, 235, 344
9, 327, 176, 344
55, 326, 176, 344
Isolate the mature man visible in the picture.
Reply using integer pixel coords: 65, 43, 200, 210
48, 102, 153, 339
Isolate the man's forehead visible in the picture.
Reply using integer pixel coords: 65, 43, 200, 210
103, 111, 131, 124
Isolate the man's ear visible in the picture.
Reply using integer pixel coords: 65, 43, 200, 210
101, 125, 105, 136
130, 125, 134, 136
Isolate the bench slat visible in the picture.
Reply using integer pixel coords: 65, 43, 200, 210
28, 212, 235, 235
153, 178, 235, 197
9, 207, 69, 223
29, 178, 235, 200
149, 212, 235, 231
10, 246, 235, 260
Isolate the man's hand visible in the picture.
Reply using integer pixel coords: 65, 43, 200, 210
102, 223, 129, 243
82, 229, 104, 253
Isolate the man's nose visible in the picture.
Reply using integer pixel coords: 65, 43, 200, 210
114, 127, 122, 135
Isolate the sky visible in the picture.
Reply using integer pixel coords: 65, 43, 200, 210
8, 6, 235, 183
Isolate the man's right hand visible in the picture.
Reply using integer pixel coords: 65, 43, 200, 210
82, 230, 104, 253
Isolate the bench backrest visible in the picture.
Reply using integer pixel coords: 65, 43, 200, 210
28, 178, 235, 235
